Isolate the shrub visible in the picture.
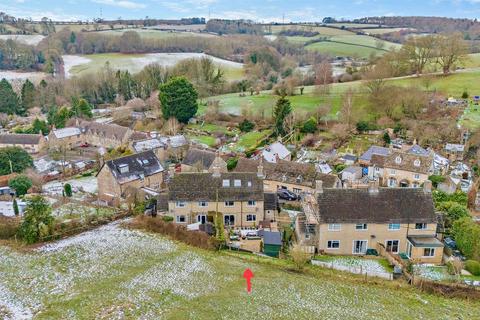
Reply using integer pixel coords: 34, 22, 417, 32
356, 121, 376, 133
226, 157, 238, 171
239, 119, 255, 132
0, 216, 20, 239
9, 175, 32, 196
429, 175, 446, 188
301, 117, 317, 133
462, 91, 469, 99
290, 244, 311, 271
162, 215, 174, 222
465, 260, 480, 276
17, 196, 54, 244
64, 183, 73, 197
452, 217, 480, 260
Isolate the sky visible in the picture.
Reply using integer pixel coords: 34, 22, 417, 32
2, 0, 480, 22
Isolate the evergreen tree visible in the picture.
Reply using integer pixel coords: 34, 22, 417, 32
9, 175, 32, 196
71, 97, 93, 119
116, 70, 136, 101
64, 183, 72, 197
70, 31, 76, 44
0, 147, 33, 175
31, 118, 49, 135
273, 95, 292, 136
159, 77, 198, 123
13, 199, 19, 216
17, 196, 54, 244
0, 78, 20, 115
21, 79, 36, 111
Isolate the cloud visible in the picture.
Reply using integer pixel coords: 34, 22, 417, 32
91, 0, 146, 9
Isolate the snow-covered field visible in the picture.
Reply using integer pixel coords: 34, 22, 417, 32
313, 256, 392, 279
0, 71, 46, 83
62, 55, 92, 79
63, 52, 243, 78
43, 176, 98, 199
0, 35, 45, 46
52, 203, 114, 220
0, 223, 478, 319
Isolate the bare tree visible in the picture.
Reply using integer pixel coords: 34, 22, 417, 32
314, 61, 333, 95
434, 33, 468, 75
401, 35, 436, 75
340, 88, 355, 130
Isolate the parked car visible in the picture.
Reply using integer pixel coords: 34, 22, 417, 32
452, 250, 466, 261
444, 237, 457, 249
79, 142, 90, 148
277, 189, 298, 201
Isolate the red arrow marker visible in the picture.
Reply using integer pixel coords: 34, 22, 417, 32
243, 268, 254, 293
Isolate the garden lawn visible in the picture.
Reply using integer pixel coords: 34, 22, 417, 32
237, 130, 271, 149
187, 135, 217, 147
0, 223, 479, 319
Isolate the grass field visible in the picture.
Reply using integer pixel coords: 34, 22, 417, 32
1, 222, 479, 319
268, 25, 353, 36
362, 27, 414, 34
203, 82, 368, 120
64, 52, 244, 81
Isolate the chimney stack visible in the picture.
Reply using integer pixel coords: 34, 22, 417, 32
315, 180, 323, 194
257, 158, 264, 179
368, 180, 379, 193
423, 180, 432, 193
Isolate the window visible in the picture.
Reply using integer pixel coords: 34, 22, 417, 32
234, 179, 242, 187
395, 156, 402, 164
247, 200, 256, 206
388, 178, 397, 187
414, 159, 421, 167
390, 169, 396, 175
414, 174, 420, 180
224, 214, 235, 226
246, 214, 256, 222
293, 188, 302, 194
175, 201, 186, 208
198, 201, 208, 207
222, 179, 230, 187
176, 215, 186, 223
386, 240, 399, 253
355, 223, 368, 230
225, 201, 234, 207
247, 181, 252, 187
423, 248, 435, 257
406, 241, 413, 258
353, 240, 368, 254
328, 224, 341, 231
327, 240, 340, 249
415, 223, 427, 230
375, 167, 380, 172
388, 223, 400, 230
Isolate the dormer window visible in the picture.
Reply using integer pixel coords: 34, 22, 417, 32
118, 164, 129, 174
234, 179, 242, 187
222, 179, 230, 187
414, 159, 421, 167
247, 181, 252, 187
395, 156, 402, 164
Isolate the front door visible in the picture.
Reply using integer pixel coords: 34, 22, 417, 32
197, 214, 207, 224
386, 240, 399, 253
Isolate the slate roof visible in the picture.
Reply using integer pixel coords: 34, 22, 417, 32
233, 158, 340, 188
132, 138, 166, 153
407, 145, 430, 157
105, 150, 164, 184
52, 127, 81, 139
264, 192, 278, 211
158, 135, 188, 148
445, 143, 465, 152
0, 133, 43, 145
262, 231, 282, 246
182, 148, 216, 169
341, 154, 357, 162
315, 188, 436, 224
359, 146, 389, 162
71, 119, 131, 141
168, 172, 264, 202
262, 142, 291, 163
371, 151, 433, 174
407, 235, 443, 248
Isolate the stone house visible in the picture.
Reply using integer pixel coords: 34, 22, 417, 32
261, 142, 291, 163
181, 148, 227, 173
368, 149, 434, 188
358, 146, 390, 167
444, 143, 465, 162
297, 181, 443, 264
166, 169, 265, 228
72, 119, 134, 149
47, 127, 82, 150
0, 133, 46, 154
233, 157, 342, 195
97, 150, 165, 204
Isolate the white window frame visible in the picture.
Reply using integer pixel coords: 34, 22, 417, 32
352, 240, 368, 254
234, 179, 242, 187
415, 223, 427, 230
327, 240, 340, 249
390, 169, 396, 175
222, 179, 230, 187
328, 224, 341, 231
247, 181, 252, 187
414, 174, 420, 180
395, 156, 402, 164
175, 201, 186, 208
355, 223, 368, 231
198, 201, 208, 207
385, 239, 400, 253
414, 159, 421, 167
246, 214, 256, 222
247, 200, 256, 206
388, 223, 400, 231
176, 215, 186, 223
224, 201, 234, 207
406, 241, 413, 258
422, 247, 435, 257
